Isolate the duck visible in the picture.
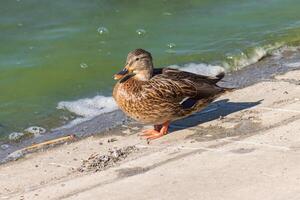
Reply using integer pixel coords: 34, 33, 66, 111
113, 49, 232, 142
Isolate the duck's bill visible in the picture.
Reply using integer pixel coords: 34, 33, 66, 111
114, 66, 129, 80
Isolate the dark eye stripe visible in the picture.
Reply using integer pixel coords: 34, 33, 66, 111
129, 56, 149, 66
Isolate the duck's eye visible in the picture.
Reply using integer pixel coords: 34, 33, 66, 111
135, 58, 139, 61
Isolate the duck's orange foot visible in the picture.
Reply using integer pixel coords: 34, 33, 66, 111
139, 121, 170, 143
140, 129, 165, 142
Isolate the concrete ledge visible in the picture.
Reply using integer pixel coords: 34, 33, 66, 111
1, 70, 300, 200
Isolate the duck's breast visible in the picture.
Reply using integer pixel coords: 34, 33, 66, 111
113, 79, 174, 124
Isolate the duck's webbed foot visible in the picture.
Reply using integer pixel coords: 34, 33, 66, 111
139, 121, 170, 143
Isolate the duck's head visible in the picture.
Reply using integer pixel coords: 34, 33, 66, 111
114, 49, 153, 81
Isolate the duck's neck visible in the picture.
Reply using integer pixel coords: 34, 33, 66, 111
134, 69, 153, 81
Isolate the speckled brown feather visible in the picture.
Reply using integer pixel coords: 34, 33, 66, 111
113, 67, 227, 125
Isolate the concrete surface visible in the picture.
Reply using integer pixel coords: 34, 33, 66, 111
0, 70, 300, 200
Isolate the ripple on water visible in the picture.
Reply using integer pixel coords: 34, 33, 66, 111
167, 43, 176, 49
163, 12, 172, 16
136, 29, 146, 36
80, 63, 88, 69
97, 26, 109, 35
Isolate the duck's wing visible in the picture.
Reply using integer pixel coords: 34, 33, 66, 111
160, 68, 224, 84
148, 68, 226, 109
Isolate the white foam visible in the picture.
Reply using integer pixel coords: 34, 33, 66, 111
169, 63, 225, 77
24, 126, 46, 136
239, 47, 267, 67
57, 95, 118, 128
224, 43, 283, 69
8, 132, 24, 141
224, 47, 268, 69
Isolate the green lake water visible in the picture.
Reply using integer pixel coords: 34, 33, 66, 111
1, 0, 300, 139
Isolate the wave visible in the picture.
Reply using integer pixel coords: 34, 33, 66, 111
57, 96, 118, 128
223, 43, 283, 69
169, 63, 225, 77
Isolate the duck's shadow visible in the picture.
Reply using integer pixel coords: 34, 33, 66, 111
170, 99, 262, 132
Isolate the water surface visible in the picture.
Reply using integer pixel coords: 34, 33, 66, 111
1, 0, 300, 139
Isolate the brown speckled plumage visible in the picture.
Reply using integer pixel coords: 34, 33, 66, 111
113, 49, 229, 127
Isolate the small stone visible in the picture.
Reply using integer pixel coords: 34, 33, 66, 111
122, 129, 131, 134
107, 138, 118, 143
131, 127, 139, 130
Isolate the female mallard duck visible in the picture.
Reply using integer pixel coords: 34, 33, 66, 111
113, 49, 231, 141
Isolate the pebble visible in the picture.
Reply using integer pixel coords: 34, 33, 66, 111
107, 138, 118, 143
122, 129, 131, 134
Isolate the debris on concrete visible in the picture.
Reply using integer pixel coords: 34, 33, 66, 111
107, 138, 118, 143
78, 146, 139, 172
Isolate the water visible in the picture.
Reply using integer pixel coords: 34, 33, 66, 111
1, 0, 300, 139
